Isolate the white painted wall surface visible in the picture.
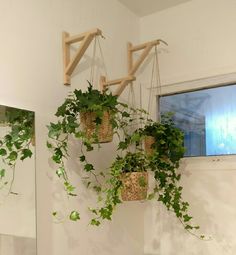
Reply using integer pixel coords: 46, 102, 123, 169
0, 234, 36, 255
0, 0, 142, 255
140, 0, 236, 254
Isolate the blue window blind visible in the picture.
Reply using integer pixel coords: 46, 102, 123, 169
159, 84, 236, 157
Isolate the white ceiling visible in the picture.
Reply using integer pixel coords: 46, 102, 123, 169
117, 0, 191, 17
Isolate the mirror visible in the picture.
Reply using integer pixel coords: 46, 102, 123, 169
0, 105, 36, 255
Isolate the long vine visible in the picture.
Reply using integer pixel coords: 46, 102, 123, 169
47, 83, 144, 221
0, 107, 34, 196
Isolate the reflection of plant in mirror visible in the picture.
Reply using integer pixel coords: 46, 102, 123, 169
0, 107, 35, 195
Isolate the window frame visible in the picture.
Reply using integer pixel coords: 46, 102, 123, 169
155, 72, 236, 169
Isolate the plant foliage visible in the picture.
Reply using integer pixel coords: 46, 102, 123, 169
47, 83, 205, 238
0, 107, 34, 195
47, 82, 142, 221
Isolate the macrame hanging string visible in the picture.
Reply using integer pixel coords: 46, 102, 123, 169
89, 35, 109, 89
147, 45, 162, 120
89, 36, 97, 86
128, 82, 137, 109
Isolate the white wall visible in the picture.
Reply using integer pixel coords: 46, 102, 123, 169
0, 0, 142, 255
0, 234, 36, 255
140, 0, 236, 86
140, 0, 236, 254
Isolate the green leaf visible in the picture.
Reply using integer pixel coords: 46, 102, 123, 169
0, 148, 7, 156
138, 176, 147, 187
118, 141, 128, 150
52, 147, 63, 163
90, 219, 100, 226
69, 211, 80, 221
52, 211, 57, 217
121, 111, 130, 118
130, 133, 141, 143
8, 151, 18, 161
64, 182, 76, 195
147, 193, 155, 200
183, 214, 192, 222
0, 169, 5, 179
20, 149, 33, 160
56, 167, 65, 178
99, 206, 112, 220
84, 142, 93, 152
93, 185, 102, 193
89, 208, 98, 215
84, 163, 94, 172
80, 155, 86, 162
47, 141, 53, 148
185, 225, 193, 230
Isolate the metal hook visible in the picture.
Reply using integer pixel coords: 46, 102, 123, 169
158, 39, 168, 46
100, 34, 106, 40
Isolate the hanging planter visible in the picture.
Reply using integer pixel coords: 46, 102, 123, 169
47, 81, 143, 221
144, 135, 155, 155
117, 152, 149, 201
89, 114, 207, 239
80, 111, 113, 143
53, 81, 120, 144
121, 171, 148, 201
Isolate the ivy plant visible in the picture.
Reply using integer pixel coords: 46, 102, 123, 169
88, 113, 206, 239
47, 82, 143, 221
0, 107, 34, 195
47, 85, 206, 239
88, 151, 149, 226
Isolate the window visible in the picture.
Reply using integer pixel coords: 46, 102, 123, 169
159, 84, 236, 157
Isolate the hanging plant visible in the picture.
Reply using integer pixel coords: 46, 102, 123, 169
141, 114, 197, 232
0, 107, 35, 195
89, 113, 206, 239
117, 152, 149, 201
47, 82, 143, 221
119, 152, 148, 201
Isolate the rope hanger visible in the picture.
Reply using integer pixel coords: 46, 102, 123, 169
89, 35, 109, 90
147, 45, 162, 116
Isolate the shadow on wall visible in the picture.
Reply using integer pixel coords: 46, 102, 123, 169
0, 235, 36, 255
145, 162, 236, 255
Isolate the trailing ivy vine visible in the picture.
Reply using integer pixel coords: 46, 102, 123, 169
47, 83, 207, 239
0, 107, 34, 195
47, 83, 144, 221
88, 114, 206, 239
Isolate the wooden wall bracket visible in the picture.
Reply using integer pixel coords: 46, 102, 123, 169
100, 75, 136, 92
62, 28, 102, 85
100, 39, 167, 97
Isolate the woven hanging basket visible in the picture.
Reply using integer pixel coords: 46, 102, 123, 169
120, 172, 148, 201
80, 111, 113, 143
144, 136, 155, 155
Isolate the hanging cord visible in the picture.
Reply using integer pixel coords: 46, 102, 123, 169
147, 50, 157, 115
154, 46, 162, 121
147, 46, 162, 120
127, 82, 136, 109
97, 36, 109, 81
89, 36, 97, 86
139, 82, 144, 129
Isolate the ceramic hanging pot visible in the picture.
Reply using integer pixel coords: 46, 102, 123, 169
144, 136, 155, 155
